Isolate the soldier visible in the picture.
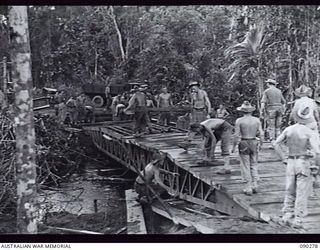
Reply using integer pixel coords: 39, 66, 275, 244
76, 93, 86, 123
66, 95, 78, 125
290, 85, 319, 132
157, 86, 173, 127
232, 101, 264, 196
187, 81, 212, 141
274, 104, 320, 228
124, 85, 149, 137
216, 104, 230, 119
190, 118, 233, 174
134, 153, 168, 203
105, 82, 113, 109
260, 79, 286, 143
57, 99, 67, 125
111, 94, 122, 121
84, 95, 95, 123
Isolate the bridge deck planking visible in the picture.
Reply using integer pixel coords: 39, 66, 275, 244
84, 121, 320, 233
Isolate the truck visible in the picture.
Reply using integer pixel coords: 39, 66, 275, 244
82, 82, 132, 108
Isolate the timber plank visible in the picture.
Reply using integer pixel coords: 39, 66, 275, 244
233, 191, 286, 206
151, 201, 298, 234
142, 134, 188, 141
196, 172, 285, 184
113, 125, 133, 134
226, 179, 286, 195
125, 189, 147, 234
142, 133, 186, 139
108, 127, 131, 136
189, 162, 285, 179
252, 202, 320, 216
213, 175, 286, 187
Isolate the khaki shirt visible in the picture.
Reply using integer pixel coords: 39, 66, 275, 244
261, 86, 285, 107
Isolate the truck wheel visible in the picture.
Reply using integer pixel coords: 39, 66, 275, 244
92, 95, 105, 108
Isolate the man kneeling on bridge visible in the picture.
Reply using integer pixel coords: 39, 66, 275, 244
274, 104, 320, 229
190, 118, 233, 175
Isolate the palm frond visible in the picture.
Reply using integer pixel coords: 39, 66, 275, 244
244, 24, 265, 54
225, 24, 265, 60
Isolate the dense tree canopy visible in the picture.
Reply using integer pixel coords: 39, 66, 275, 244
1, 5, 320, 114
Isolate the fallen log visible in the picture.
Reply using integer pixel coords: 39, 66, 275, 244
43, 225, 103, 235
115, 226, 127, 234
85, 177, 134, 182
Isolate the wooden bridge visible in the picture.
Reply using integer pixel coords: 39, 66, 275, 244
82, 120, 320, 233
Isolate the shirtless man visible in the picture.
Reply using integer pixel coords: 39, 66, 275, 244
187, 81, 212, 140
157, 87, 173, 126
216, 104, 230, 119
274, 105, 320, 228
111, 94, 122, 120
134, 153, 168, 203
124, 86, 149, 137
232, 101, 264, 195
190, 118, 233, 174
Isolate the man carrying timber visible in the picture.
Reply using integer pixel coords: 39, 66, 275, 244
260, 79, 286, 143
157, 86, 173, 127
124, 85, 149, 137
274, 104, 320, 228
289, 84, 319, 132
190, 118, 233, 174
232, 101, 264, 196
187, 81, 212, 141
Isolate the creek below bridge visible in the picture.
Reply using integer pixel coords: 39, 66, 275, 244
37, 133, 183, 234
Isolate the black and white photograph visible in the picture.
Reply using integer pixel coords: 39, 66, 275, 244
0, 5, 320, 238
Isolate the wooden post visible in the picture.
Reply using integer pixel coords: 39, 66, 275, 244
8, 6, 38, 234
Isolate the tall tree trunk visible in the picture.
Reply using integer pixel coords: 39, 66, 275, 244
305, 9, 310, 84
256, 58, 264, 109
288, 44, 294, 102
94, 46, 98, 79
109, 6, 126, 62
228, 16, 235, 40
8, 6, 38, 234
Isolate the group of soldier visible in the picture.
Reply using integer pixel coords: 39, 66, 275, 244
54, 91, 95, 125
108, 83, 174, 136
133, 78, 320, 229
